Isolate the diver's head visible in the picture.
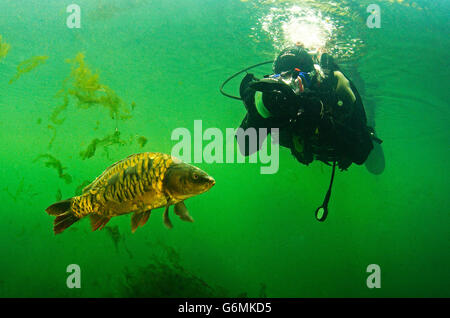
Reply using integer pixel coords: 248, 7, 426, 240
273, 44, 314, 74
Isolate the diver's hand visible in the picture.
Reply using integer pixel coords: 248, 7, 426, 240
334, 71, 356, 105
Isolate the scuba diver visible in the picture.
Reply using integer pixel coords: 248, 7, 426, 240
220, 43, 383, 221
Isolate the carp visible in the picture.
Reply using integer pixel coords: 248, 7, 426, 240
45, 152, 215, 234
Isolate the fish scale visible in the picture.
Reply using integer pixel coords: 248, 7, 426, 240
84, 153, 162, 193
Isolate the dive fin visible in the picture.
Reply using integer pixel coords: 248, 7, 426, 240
174, 201, 194, 223
365, 141, 385, 175
163, 204, 173, 229
89, 214, 111, 231
131, 210, 151, 233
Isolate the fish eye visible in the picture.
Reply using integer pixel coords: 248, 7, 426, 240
192, 173, 199, 180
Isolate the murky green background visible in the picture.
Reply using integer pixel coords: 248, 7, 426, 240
0, 0, 448, 297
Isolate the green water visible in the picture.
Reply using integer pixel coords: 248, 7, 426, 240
0, 0, 448, 297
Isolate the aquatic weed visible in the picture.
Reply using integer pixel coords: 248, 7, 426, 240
9, 56, 49, 84
0, 35, 10, 61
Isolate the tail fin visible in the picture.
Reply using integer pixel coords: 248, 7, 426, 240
45, 199, 79, 234
46, 199, 72, 216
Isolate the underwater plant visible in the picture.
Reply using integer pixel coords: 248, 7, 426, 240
74, 179, 92, 196
34, 154, 72, 184
118, 242, 269, 297
105, 225, 121, 253
47, 125, 57, 149
55, 188, 62, 201
2, 177, 38, 203
50, 96, 69, 125
136, 135, 148, 148
9, 56, 49, 84
44, 53, 138, 165
119, 243, 229, 297
79, 130, 127, 160
64, 53, 132, 120
0, 35, 10, 61
102, 225, 133, 258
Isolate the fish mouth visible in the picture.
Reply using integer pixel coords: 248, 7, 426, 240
206, 177, 215, 189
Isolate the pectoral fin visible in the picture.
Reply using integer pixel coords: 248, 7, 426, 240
174, 201, 194, 223
163, 204, 173, 229
131, 210, 151, 233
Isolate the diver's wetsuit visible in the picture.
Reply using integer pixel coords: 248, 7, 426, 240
237, 54, 373, 170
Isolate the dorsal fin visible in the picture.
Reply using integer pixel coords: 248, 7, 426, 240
82, 183, 94, 194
